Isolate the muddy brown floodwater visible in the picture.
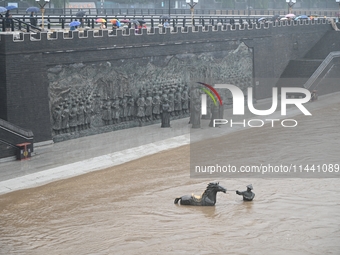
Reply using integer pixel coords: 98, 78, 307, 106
0, 102, 340, 255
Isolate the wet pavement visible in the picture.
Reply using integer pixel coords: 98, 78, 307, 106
1, 92, 340, 194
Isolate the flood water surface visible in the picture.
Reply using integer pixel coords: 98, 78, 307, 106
0, 102, 340, 255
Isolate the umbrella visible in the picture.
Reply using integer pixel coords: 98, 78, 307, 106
285, 13, 296, 18
120, 19, 130, 23
295, 15, 308, 20
26, 7, 40, 13
110, 19, 117, 24
280, 17, 288, 21
69, 21, 81, 27
258, 17, 267, 22
160, 15, 170, 20
272, 14, 281, 21
96, 18, 106, 23
75, 10, 86, 17
0, 6, 7, 13
136, 19, 146, 24
130, 20, 140, 25
6, 5, 17, 10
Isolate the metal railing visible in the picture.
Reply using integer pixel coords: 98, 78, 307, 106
6, 7, 340, 18
1, 14, 331, 33
304, 52, 340, 90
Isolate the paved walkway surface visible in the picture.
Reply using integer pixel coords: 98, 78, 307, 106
0, 92, 339, 195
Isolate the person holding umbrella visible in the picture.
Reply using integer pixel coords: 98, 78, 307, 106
69, 21, 81, 31
163, 19, 170, 28
5, 10, 12, 31
30, 12, 37, 27
75, 11, 86, 28
96, 18, 106, 29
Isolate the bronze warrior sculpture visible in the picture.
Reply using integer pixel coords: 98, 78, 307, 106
174, 182, 226, 206
236, 184, 255, 201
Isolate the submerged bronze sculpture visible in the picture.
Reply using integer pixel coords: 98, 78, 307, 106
174, 182, 226, 206
236, 184, 255, 201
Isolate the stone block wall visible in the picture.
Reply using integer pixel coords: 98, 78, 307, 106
0, 21, 333, 142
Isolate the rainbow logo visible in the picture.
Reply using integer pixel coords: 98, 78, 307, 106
197, 82, 223, 115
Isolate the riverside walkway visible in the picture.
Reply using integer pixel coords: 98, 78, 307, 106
0, 91, 339, 195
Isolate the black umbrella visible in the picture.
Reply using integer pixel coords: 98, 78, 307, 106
160, 15, 170, 20
26, 7, 40, 13
136, 19, 146, 24
75, 10, 86, 17
272, 14, 281, 22
130, 20, 140, 25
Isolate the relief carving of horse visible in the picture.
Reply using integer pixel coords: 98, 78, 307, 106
174, 182, 226, 206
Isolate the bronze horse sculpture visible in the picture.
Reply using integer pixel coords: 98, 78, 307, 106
174, 182, 226, 206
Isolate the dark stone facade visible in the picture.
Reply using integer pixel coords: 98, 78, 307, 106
0, 21, 333, 142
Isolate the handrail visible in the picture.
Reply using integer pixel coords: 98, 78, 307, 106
2, 14, 329, 32
7, 7, 340, 17
0, 138, 19, 149
0, 119, 33, 141
304, 51, 340, 90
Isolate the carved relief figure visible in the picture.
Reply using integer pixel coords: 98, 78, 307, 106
181, 85, 190, 114
52, 105, 62, 135
126, 95, 134, 120
77, 101, 86, 130
161, 99, 170, 128
85, 101, 93, 128
136, 92, 146, 122
111, 95, 120, 124
152, 90, 161, 120
61, 103, 70, 133
101, 98, 111, 125
168, 88, 175, 116
69, 102, 78, 132
145, 90, 153, 122
191, 89, 201, 129
174, 87, 182, 116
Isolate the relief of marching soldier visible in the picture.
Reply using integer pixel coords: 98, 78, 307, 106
152, 90, 161, 120
101, 97, 111, 125
126, 95, 135, 121
52, 104, 62, 135
174, 86, 182, 116
145, 90, 153, 122
168, 87, 175, 116
181, 85, 190, 114
120, 95, 129, 122
61, 102, 70, 133
111, 95, 120, 124
69, 102, 78, 132
84, 100, 93, 129
136, 90, 146, 123
77, 101, 86, 130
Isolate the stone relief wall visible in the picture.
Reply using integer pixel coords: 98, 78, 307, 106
48, 41, 253, 141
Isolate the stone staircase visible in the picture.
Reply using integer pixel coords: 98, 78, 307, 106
276, 59, 323, 89
276, 30, 340, 96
